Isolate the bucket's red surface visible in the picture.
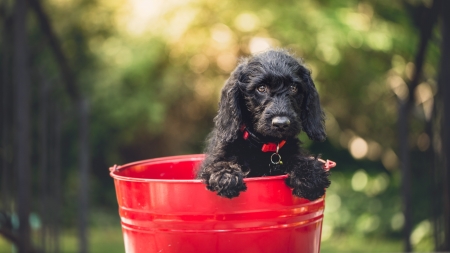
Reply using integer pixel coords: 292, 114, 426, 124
110, 154, 326, 253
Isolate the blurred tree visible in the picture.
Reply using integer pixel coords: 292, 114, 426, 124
13, 0, 32, 252
397, 0, 441, 251
438, 0, 450, 250
28, 0, 91, 251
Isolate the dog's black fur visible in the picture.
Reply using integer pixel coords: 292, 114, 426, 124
197, 49, 330, 200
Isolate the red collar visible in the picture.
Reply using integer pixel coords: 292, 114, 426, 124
240, 125, 286, 152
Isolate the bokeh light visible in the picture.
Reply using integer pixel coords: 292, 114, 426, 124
349, 137, 369, 159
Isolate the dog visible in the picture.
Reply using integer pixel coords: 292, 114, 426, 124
197, 49, 330, 201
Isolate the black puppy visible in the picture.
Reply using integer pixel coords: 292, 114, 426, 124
197, 49, 330, 200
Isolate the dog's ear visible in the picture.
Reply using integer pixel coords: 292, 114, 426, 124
214, 63, 246, 143
300, 69, 326, 142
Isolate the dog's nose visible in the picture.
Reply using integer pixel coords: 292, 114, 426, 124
272, 116, 290, 129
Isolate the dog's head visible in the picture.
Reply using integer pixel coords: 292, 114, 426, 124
214, 49, 326, 143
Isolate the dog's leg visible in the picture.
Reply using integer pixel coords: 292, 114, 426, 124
285, 157, 330, 201
199, 161, 247, 198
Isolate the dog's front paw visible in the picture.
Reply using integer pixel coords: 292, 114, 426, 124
206, 162, 247, 198
288, 177, 326, 201
286, 160, 330, 201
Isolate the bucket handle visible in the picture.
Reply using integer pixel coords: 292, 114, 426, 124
109, 164, 121, 172
318, 159, 336, 171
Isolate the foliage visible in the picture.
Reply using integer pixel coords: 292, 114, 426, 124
0, 0, 443, 251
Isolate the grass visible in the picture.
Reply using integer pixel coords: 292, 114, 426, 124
0, 226, 405, 253
321, 234, 403, 253
59, 227, 125, 253
0, 226, 125, 253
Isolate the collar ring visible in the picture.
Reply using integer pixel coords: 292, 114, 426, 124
271, 153, 282, 165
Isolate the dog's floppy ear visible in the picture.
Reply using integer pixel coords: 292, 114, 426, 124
300, 69, 326, 142
214, 63, 246, 143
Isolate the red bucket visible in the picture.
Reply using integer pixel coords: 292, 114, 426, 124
110, 154, 333, 253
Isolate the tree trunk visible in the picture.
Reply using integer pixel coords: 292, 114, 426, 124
1, 1, 12, 213
39, 77, 49, 252
53, 108, 62, 253
13, 0, 32, 252
423, 107, 441, 250
398, 101, 412, 251
438, 0, 450, 249
78, 98, 90, 253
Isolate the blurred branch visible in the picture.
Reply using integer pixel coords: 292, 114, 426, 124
398, 0, 441, 251
405, 0, 441, 100
27, 0, 79, 102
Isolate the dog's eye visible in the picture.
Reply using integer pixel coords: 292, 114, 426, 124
257, 85, 267, 93
290, 85, 298, 94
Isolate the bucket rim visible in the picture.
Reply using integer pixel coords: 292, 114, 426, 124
109, 154, 289, 183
